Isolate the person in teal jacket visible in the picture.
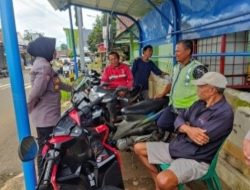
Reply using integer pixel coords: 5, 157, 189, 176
156, 39, 207, 131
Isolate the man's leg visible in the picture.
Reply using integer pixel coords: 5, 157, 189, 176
157, 158, 209, 190
156, 170, 179, 190
134, 143, 160, 190
134, 142, 160, 190
157, 106, 177, 132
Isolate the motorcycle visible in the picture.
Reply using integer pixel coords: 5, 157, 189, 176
108, 97, 170, 151
84, 79, 170, 151
87, 84, 143, 124
82, 85, 170, 150
18, 82, 124, 190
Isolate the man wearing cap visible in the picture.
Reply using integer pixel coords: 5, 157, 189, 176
134, 72, 234, 190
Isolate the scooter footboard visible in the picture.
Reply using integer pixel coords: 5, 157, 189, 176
98, 160, 124, 189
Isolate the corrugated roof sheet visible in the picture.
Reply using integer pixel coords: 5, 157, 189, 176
48, 0, 165, 18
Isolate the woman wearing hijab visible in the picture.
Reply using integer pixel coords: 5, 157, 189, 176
27, 36, 71, 176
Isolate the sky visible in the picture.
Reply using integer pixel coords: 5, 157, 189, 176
11, 0, 101, 46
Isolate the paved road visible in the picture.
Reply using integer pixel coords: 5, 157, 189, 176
0, 70, 33, 186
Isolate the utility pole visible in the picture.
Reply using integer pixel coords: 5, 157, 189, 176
106, 13, 110, 61
75, 7, 85, 72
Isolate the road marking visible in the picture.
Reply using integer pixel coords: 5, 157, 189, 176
0, 83, 10, 88
0, 83, 10, 90
0, 83, 31, 90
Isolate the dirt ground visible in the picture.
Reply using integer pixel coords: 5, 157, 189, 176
121, 151, 155, 190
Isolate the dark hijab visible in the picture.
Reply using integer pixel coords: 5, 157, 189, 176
27, 37, 56, 62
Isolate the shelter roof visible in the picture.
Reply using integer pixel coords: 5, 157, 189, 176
48, 0, 165, 18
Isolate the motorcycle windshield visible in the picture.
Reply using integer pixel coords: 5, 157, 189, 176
89, 86, 114, 103
54, 115, 77, 136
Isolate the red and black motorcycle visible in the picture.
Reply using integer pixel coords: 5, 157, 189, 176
19, 83, 124, 190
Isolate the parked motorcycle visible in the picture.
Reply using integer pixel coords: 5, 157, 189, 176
18, 83, 124, 190
109, 97, 170, 150
87, 84, 143, 124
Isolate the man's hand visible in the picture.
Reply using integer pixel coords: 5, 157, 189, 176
179, 124, 209, 146
243, 138, 250, 166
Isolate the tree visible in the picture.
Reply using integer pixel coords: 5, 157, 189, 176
87, 15, 103, 52
87, 14, 117, 53
23, 30, 44, 42
60, 43, 68, 50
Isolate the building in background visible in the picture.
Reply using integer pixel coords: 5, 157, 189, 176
113, 16, 139, 62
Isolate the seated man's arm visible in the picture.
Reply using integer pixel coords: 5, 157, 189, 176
174, 103, 209, 146
178, 124, 209, 146
176, 107, 234, 146
151, 61, 162, 75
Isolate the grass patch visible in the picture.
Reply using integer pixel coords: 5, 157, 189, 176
61, 90, 71, 102
60, 76, 73, 103
59, 75, 85, 103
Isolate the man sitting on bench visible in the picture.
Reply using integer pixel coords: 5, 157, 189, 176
134, 72, 234, 190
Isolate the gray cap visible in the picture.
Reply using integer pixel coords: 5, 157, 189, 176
192, 72, 227, 88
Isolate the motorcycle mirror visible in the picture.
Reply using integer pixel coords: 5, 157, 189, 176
18, 136, 38, 162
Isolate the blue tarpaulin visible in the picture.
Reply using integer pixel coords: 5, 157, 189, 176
139, 0, 250, 46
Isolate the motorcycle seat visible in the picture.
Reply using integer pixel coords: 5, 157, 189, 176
121, 97, 168, 115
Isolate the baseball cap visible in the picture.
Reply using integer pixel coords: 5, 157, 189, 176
192, 72, 227, 88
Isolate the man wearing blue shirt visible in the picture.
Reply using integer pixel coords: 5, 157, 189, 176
134, 72, 234, 190
132, 45, 164, 99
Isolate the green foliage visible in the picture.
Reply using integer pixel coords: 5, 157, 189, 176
60, 77, 72, 103
60, 43, 68, 50
87, 15, 103, 52
61, 90, 71, 102
87, 14, 117, 53
67, 50, 74, 58
23, 30, 43, 42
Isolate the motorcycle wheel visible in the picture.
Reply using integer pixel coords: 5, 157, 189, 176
36, 184, 53, 190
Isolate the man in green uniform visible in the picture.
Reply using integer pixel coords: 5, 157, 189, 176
157, 39, 207, 131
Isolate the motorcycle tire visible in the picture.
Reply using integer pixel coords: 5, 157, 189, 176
96, 185, 123, 190
58, 174, 91, 190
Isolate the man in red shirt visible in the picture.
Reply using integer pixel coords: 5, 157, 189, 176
101, 51, 134, 122
101, 51, 133, 89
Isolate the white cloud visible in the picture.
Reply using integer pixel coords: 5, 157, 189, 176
12, 0, 101, 45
